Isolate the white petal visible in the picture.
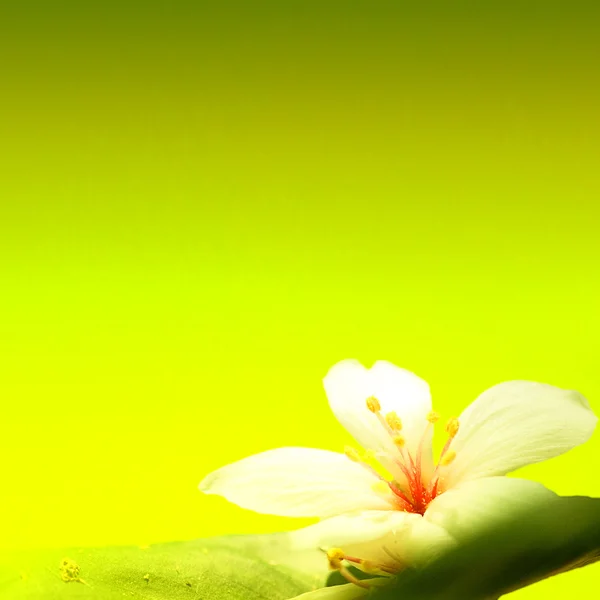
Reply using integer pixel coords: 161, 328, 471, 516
444, 380, 597, 487
323, 360, 433, 480
288, 584, 370, 599
425, 477, 558, 541
199, 447, 394, 517
291, 510, 455, 570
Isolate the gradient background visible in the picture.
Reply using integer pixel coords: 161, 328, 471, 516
1, 1, 599, 597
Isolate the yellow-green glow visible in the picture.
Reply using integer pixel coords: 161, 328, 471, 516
1, 3, 599, 597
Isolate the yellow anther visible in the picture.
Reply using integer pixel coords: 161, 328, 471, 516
445, 418, 460, 438
392, 434, 405, 448
427, 411, 440, 424
326, 548, 345, 570
366, 396, 381, 413
371, 480, 392, 496
344, 446, 362, 463
385, 411, 402, 431
440, 450, 457, 466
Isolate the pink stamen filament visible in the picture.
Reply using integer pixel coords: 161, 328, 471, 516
388, 482, 417, 513
394, 452, 422, 509
427, 436, 454, 498
373, 411, 429, 511
413, 421, 434, 511
343, 555, 398, 575
368, 405, 456, 514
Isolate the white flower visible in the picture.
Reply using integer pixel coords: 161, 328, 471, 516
200, 360, 597, 598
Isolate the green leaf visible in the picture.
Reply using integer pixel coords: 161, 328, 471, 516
6, 496, 599, 600
373, 495, 600, 600
0, 533, 327, 600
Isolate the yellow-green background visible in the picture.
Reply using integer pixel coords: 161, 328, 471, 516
1, 1, 599, 596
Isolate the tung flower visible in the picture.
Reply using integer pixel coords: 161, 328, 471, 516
200, 360, 597, 598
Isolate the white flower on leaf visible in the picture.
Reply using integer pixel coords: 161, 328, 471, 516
200, 360, 597, 599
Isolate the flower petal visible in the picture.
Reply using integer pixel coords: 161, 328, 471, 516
323, 360, 434, 480
288, 584, 370, 599
424, 477, 558, 541
199, 447, 395, 517
443, 380, 597, 487
291, 510, 456, 570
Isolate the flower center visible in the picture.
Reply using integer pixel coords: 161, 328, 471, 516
345, 398, 460, 516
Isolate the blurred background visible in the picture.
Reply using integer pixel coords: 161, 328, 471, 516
1, 1, 599, 597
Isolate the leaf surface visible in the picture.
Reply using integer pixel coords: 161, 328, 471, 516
0, 534, 325, 600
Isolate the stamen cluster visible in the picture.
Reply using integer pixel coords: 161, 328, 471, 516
332, 400, 461, 587
325, 547, 398, 589
345, 396, 460, 515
